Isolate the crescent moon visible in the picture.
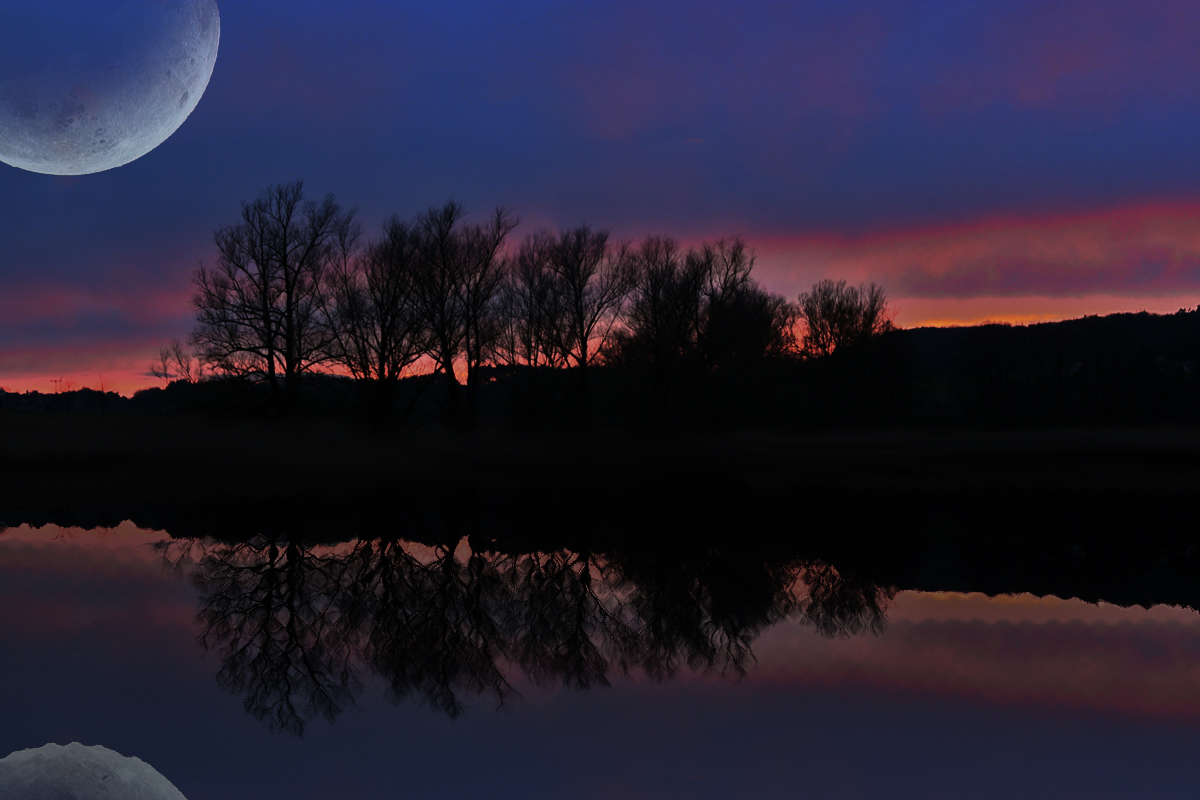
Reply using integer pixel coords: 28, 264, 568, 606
0, 0, 220, 176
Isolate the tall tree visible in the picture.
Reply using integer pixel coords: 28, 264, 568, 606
325, 217, 428, 424
496, 230, 566, 372
546, 226, 634, 406
608, 237, 796, 421
693, 238, 797, 371
495, 226, 633, 420
607, 236, 709, 419
410, 201, 517, 427
493, 231, 568, 422
190, 181, 357, 413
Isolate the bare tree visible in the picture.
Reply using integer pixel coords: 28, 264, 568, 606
496, 231, 566, 371
189, 181, 357, 414
325, 217, 428, 424
149, 339, 207, 386
409, 202, 466, 424
604, 237, 709, 419
494, 226, 633, 420
410, 201, 517, 427
545, 226, 634, 404
459, 208, 519, 422
796, 279, 893, 358
609, 236, 799, 419
693, 238, 797, 369
493, 231, 567, 421
603, 236, 798, 421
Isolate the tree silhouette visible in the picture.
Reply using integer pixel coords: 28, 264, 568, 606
409, 202, 517, 427
494, 226, 634, 421
797, 279, 892, 358
325, 216, 429, 424
149, 339, 206, 385
607, 236, 796, 421
493, 230, 571, 422
606, 236, 708, 419
542, 227, 635, 408
190, 181, 357, 414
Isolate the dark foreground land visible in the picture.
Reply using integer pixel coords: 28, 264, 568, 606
3, 411, 1200, 613
3, 409, 1200, 500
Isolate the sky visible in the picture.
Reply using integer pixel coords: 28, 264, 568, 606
4, 0, 1200, 392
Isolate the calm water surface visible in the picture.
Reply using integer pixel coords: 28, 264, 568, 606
2, 523, 1199, 799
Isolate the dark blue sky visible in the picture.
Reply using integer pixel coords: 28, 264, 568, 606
3, 0, 1200, 389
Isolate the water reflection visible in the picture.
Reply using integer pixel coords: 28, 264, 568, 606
156, 535, 893, 734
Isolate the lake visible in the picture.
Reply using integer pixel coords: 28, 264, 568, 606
2, 520, 1199, 799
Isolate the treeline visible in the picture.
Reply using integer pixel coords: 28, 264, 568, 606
132, 180, 1200, 429
152, 181, 879, 428
947, 310, 1200, 424
0, 387, 130, 414
779, 309, 1200, 428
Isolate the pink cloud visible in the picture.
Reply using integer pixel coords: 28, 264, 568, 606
0, 281, 191, 329
751, 202, 1200, 325
0, 280, 193, 394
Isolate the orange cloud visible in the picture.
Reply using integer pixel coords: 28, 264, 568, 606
0, 280, 193, 394
0, 340, 176, 395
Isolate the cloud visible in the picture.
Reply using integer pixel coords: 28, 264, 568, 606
753, 203, 1200, 306
893, 245, 1200, 298
0, 280, 191, 391
0, 281, 189, 331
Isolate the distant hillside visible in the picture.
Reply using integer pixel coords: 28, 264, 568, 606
5, 307, 1200, 430
798, 307, 1200, 427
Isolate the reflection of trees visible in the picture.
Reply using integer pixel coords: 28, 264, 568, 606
159, 537, 895, 734
797, 562, 895, 638
340, 540, 513, 718
505, 551, 638, 691
609, 549, 798, 680
187, 538, 362, 735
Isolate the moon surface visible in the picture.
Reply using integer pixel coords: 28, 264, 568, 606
0, 742, 188, 799
0, 0, 219, 175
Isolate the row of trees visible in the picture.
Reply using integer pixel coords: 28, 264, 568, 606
158, 182, 893, 425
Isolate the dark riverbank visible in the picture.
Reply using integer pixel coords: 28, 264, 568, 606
3, 410, 1200, 501
3, 412, 1199, 611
